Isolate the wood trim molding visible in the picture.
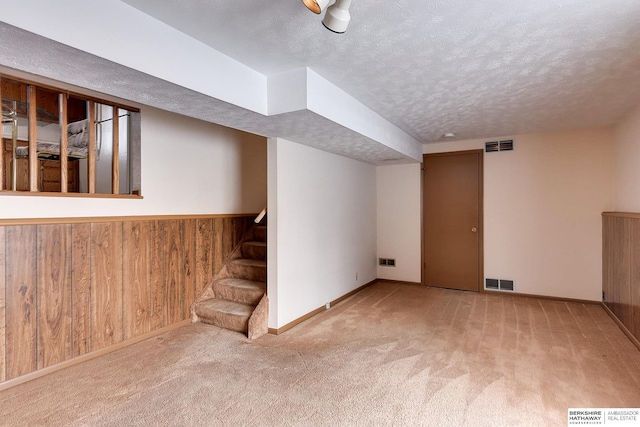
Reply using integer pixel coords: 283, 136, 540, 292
602, 211, 640, 219
375, 279, 422, 287
0, 213, 258, 226
483, 289, 601, 306
87, 100, 96, 194
0, 319, 191, 392
59, 94, 69, 193
601, 302, 640, 352
422, 149, 483, 158
0, 190, 144, 199
28, 85, 38, 192
111, 110, 119, 194
0, 72, 140, 114
268, 279, 376, 335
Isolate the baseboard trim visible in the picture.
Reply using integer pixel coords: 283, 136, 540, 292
0, 319, 191, 392
601, 303, 640, 352
268, 279, 377, 335
483, 289, 601, 306
375, 279, 422, 286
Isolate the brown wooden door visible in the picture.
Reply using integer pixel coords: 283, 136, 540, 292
423, 150, 483, 291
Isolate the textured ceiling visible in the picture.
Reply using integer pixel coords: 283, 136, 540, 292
123, 0, 640, 143
0, 22, 414, 164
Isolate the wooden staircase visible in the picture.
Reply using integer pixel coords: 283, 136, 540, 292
191, 224, 268, 340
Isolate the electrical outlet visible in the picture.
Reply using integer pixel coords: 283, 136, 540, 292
325, 302, 330, 310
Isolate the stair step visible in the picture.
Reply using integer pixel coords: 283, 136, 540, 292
227, 258, 267, 282
254, 226, 267, 243
242, 241, 267, 261
194, 298, 253, 333
214, 278, 266, 306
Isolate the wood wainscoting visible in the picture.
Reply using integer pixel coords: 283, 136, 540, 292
0, 214, 254, 386
602, 212, 640, 345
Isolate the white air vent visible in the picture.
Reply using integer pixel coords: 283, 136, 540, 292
379, 258, 396, 267
485, 278, 515, 292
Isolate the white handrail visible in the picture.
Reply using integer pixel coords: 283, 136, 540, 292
254, 206, 267, 224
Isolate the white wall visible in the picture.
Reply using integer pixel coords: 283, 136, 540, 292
420, 128, 614, 301
376, 164, 422, 282
268, 138, 377, 329
0, 107, 267, 218
1, 0, 267, 114
614, 102, 640, 212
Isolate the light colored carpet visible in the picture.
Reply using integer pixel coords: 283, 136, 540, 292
1, 282, 639, 426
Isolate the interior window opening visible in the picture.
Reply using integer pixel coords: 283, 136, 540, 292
1, 74, 140, 196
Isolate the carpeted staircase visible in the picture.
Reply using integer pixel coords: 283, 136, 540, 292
191, 224, 268, 340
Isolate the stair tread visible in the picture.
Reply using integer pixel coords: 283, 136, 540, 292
196, 298, 254, 317
243, 241, 267, 247
230, 258, 266, 268
217, 277, 266, 291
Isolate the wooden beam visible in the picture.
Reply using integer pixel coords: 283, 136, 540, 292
28, 86, 38, 192
59, 94, 68, 193
87, 101, 96, 194
0, 79, 4, 191
112, 107, 119, 194
0, 226, 6, 383
0, 213, 257, 226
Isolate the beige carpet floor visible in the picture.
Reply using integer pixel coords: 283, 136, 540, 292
1, 282, 639, 426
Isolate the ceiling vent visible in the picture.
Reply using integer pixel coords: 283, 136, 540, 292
485, 139, 514, 153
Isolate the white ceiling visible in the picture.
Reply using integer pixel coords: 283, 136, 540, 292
2, 1, 640, 164
122, 0, 640, 144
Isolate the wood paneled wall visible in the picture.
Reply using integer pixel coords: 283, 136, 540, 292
0, 215, 253, 383
602, 212, 640, 343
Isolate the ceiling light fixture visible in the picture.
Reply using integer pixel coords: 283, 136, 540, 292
443, 132, 455, 138
302, 0, 352, 34
301, 0, 331, 14
322, 0, 352, 33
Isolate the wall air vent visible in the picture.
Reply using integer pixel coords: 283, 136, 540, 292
499, 140, 514, 151
485, 139, 514, 153
485, 278, 499, 290
485, 141, 499, 153
379, 258, 396, 267
485, 278, 515, 292
499, 279, 514, 291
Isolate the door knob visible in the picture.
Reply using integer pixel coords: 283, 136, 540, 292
471, 227, 477, 233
